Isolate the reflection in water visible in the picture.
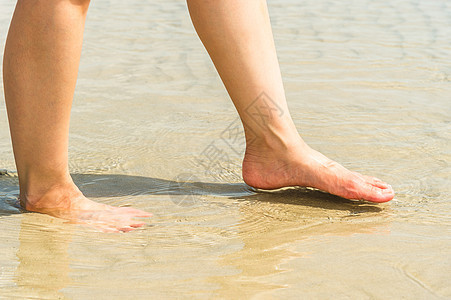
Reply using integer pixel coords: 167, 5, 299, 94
15, 214, 72, 299
0, 170, 447, 298
2, 172, 392, 297
207, 190, 391, 297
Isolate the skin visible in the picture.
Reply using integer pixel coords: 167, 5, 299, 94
3, 0, 394, 232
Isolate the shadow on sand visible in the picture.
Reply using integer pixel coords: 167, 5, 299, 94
0, 172, 382, 217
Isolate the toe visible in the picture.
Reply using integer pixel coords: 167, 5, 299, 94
359, 183, 395, 203
355, 173, 390, 189
118, 226, 135, 233
369, 179, 390, 189
129, 222, 146, 228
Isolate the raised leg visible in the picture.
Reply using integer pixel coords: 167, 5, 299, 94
187, 0, 394, 202
3, 0, 150, 231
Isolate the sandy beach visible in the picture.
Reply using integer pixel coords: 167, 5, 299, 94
1, 0, 450, 298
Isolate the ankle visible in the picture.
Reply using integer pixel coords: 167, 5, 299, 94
244, 119, 303, 154
18, 172, 79, 210
21, 183, 82, 212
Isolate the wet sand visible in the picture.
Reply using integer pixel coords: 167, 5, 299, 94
1, 0, 450, 298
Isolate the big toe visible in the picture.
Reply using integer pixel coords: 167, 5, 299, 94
357, 182, 394, 203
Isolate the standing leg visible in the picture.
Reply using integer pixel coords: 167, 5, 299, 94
3, 0, 150, 231
187, 0, 394, 202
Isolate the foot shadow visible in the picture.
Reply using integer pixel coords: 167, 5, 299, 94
230, 188, 383, 213
0, 172, 382, 217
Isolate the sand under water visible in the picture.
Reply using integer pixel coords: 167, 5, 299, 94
0, 0, 450, 298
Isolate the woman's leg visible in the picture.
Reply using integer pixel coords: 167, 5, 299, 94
187, 0, 394, 202
3, 0, 150, 231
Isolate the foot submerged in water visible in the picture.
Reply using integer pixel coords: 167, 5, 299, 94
21, 182, 151, 232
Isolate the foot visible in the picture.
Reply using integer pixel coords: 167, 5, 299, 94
242, 136, 394, 203
21, 181, 151, 232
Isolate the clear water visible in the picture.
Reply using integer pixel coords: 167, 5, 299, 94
0, 0, 450, 298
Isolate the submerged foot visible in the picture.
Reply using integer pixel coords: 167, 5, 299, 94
242, 137, 394, 203
21, 182, 151, 232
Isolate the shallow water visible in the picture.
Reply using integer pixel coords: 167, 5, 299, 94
0, 0, 450, 298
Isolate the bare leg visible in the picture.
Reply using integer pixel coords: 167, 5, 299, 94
3, 0, 150, 231
187, 0, 394, 202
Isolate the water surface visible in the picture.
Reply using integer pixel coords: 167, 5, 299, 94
1, 0, 450, 298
